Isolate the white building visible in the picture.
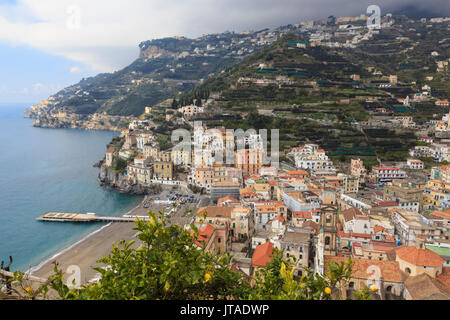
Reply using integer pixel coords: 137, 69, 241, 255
291, 144, 334, 172
407, 159, 424, 170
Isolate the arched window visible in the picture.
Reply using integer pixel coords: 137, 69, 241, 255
386, 285, 392, 293
349, 282, 355, 289
326, 215, 332, 223
405, 267, 411, 274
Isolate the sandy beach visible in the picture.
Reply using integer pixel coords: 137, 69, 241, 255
31, 221, 140, 284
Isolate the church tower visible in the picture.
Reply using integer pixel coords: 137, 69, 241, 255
320, 205, 338, 256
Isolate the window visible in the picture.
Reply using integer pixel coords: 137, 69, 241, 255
405, 267, 411, 274
217, 237, 221, 243
325, 236, 330, 245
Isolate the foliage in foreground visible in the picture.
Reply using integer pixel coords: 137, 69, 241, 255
3, 212, 370, 300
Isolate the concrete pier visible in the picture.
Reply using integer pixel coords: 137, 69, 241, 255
36, 212, 149, 223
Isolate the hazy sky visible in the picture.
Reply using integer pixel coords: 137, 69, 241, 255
0, 0, 448, 103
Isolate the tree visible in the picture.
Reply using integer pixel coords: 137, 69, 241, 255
113, 157, 127, 172
6, 213, 370, 300
44, 212, 250, 300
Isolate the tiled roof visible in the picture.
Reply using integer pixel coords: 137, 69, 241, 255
376, 201, 399, 207
324, 256, 405, 282
373, 167, 402, 171
372, 244, 397, 252
374, 226, 388, 233
437, 267, 450, 289
252, 242, 274, 267
431, 211, 450, 220
194, 224, 215, 248
257, 206, 278, 214
271, 215, 286, 223
217, 196, 239, 205
285, 170, 309, 176
293, 211, 312, 219
341, 207, 361, 222
302, 221, 319, 234
196, 206, 233, 218
405, 273, 450, 300
338, 231, 372, 239
396, 246, 444, 267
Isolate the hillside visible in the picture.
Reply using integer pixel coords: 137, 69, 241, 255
176, 16, 449, 163
35, 31, 279, 117
27, 14, 449, 163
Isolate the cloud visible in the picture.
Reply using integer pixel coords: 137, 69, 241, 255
0, 82, 63, 100
0, 0, 448, 73
69, 66, 82, 73
32, 83, 45, 93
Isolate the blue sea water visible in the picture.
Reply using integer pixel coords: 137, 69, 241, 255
0, 103, 143, 271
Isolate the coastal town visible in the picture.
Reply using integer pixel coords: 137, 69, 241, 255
91, 95, 450, 299
2, 9, 449, 301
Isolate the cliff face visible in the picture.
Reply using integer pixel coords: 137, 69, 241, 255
98, 166, 148, 195
139, 45, 176, 60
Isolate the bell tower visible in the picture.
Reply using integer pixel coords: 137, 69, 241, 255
320, 205, 338, 256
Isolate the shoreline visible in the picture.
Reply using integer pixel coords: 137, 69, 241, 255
20, 108, 145, 285
26, 222, 113, 275
30, 196, 148, 284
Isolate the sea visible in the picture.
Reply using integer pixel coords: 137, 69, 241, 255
0, 103, 143, 272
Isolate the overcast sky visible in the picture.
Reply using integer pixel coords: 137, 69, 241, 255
0, 0, 448, 103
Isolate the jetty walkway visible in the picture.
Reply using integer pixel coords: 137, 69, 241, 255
36, 212, 151, 223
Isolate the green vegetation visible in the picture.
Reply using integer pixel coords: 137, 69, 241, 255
112, 157, 128, 173
6, 213, 372, 300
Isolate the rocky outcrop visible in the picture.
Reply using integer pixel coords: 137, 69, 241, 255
139, 45, 176, 60
98, 166, 148, 195
33, 116, 72, 129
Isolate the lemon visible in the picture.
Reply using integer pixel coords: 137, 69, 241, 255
324, 287, 332, 295
164, 281, 170, 292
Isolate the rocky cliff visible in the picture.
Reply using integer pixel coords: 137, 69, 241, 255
98, 166, 148, 195
139, 45, 176, 60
